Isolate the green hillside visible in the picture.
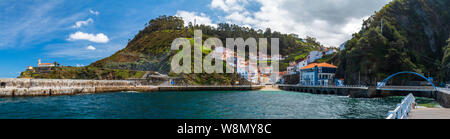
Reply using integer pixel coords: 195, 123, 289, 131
20, 15, 321, 85
334, 0, 450, 85
91, 16, 322, 72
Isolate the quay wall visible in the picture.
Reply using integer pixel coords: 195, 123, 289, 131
0, 79, 264, 97
158, 85, 264, 91
278, 85, 369, 98
435, 90, 450, 108
279, 85, 450, 108
0, 79, 158, 97
278, 85, 435, 98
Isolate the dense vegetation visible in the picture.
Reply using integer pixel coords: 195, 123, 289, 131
19, 66, 147, 80
334, 0, 450, 85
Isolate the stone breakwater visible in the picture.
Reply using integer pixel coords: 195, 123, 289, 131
0, 79, 264, 97
0, 79, 158, 97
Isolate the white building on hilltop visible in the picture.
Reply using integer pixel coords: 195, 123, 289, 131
37, 59, 55, 67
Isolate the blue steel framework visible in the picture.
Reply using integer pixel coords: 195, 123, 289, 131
377, 71, 437, 90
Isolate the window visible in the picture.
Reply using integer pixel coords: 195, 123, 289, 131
0, 82, 6, 88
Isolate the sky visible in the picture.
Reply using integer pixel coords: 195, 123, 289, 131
0, 0, 391, 78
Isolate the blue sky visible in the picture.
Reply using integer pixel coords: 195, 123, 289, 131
0, 0, 390, 78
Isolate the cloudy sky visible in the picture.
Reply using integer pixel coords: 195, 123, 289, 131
0, 0, 391, 78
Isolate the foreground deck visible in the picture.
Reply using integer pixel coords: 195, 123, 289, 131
409, 108, 450, 119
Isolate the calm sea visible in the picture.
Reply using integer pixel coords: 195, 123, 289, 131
0, 90, 433, 119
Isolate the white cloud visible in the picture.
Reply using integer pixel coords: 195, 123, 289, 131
76, 64, 85, 67
68, 31, 109, 43
210, 0, 249, 13
86, 45, 96, 50
342, 16, 369, 35
209, 0, 391, 47
45, 43, 125, 60
72, 18, 93, 28
89, 9, 99, 15
175, 11, 217, 27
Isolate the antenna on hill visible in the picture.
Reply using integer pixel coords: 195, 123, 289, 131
380, 18, 383, 33
194, 18, 197, 27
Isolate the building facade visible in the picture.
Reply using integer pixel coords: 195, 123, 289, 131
325, 49, 337, 55
296, 59, 308, 72
300, 62, 337, 86
307, 51, 323, 63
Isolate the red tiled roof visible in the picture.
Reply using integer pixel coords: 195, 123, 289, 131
301, 62, 337, 70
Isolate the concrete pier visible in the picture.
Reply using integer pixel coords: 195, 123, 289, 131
435, 89, 450, 108
0, 79, 264, 97
0, 79, 159, 97
409, 108, 450, 119
278, 85, 369, 98
278, 85, 450, 109
158, 85, 263, 91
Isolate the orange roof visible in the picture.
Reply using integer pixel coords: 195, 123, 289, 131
301, 62, 337, 70
39, 63, 53, 65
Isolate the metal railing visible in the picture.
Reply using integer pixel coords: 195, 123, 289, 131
282, 84, 368, 89
378, 86, 436, 92
386, 93, 416, 119
159, 85, 264, 88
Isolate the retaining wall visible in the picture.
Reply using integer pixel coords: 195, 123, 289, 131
0, 79, 158, 97
0, 79, 264, 97
435, 90, 450, 108
158, 85, 264, 91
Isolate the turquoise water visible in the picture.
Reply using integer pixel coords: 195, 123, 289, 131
0, 90, 423, 119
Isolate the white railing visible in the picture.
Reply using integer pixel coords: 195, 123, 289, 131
386, 93, 416, 119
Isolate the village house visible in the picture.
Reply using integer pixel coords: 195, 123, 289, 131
307, 51, 323, 63
286, 61, 298, 75
299, 62, 337, 86
295, 58, 308, 73
324, 48, 337, 55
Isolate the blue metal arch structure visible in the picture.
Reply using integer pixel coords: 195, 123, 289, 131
377, 71, 437, 90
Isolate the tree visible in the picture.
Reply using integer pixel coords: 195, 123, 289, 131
441, 38, 450, 81
264, 28, 272, 37
53, 62, 60, 67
